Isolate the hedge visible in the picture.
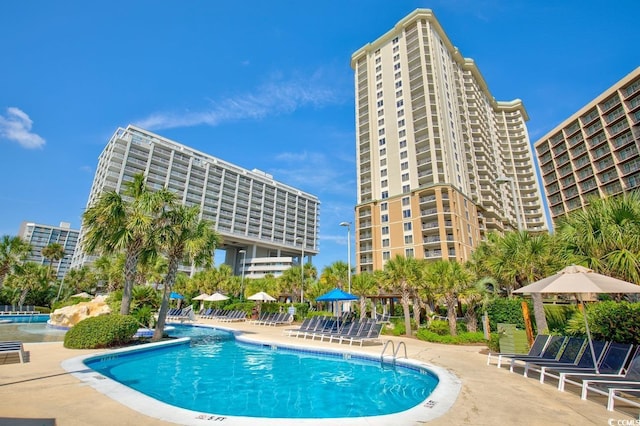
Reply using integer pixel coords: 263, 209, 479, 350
64, 314, 139, 349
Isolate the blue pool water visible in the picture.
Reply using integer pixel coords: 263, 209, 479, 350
85, 324, 439, 419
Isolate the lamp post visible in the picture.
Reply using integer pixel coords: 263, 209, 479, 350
339, 221, 352, 293
239, 250, 246, 301
296, 237, 304, 303
496, 176, 523, 231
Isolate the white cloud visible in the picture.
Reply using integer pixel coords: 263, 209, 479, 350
136, 76, 343, 131
0, 107, 45, 149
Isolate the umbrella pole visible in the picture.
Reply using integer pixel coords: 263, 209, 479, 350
578, 293, 599, 374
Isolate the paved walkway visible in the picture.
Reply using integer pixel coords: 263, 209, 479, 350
0, 319, 636, 425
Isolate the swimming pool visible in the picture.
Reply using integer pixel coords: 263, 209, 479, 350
64, 324, 461, 425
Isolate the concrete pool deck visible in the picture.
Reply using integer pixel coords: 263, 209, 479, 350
0, 319, 637, 425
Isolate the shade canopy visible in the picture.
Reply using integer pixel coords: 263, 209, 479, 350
316, 288, 358, 302
513, 264, 640, 374
192, 293, 210, 301
205, 292, 229, 302
170, 292, 184, 300
248, 291, 276, 302
513, 265, 640, 295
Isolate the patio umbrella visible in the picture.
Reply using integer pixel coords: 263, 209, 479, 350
248, 292, 276, 315
170, 292, 184, 300
205, 292, 229, 302
513, 264, 640, 373
192, 293, 210, 311
247, 291, 276, 302
316, 288, 358, 325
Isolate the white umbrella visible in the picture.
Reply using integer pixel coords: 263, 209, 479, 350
513, 264, 640, 373
205, 292, 229, 302
247, 291, 276, 302
192, 293, 210, 311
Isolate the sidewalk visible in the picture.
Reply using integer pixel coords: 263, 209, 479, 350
0, 319, 635, 425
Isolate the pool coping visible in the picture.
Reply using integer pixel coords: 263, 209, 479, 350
61, 323, 461, 426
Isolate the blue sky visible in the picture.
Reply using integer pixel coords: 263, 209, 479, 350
1, 1, 639, 272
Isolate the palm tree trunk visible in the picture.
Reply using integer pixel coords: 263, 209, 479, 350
121, 252, 139, 315
402, 292, 412, 337
465, 305, 478, 332
412, 296, 421, 330
153, 260, 178, 342
359, 298, 367, 319
18, 288, 28, 307
446, 295, 458, 336
531, 293, 548, 334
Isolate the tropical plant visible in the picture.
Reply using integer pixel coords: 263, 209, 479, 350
423, 260, 474, 336
319, 261, 350, 290
82, 173, 175, 315
380, 255, 422, 336
350, 272, 378, 319
4, 262, 51, 307
0, 235, 32, 289
41, 242, 65, 280
93, 254, 125, 292
152, 205, 220, 341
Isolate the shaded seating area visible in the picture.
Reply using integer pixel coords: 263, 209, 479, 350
200, 309, 246, 322
493, 337, 640, 417
166, 306, 194, 322
0, 341, 26, 363
284, 316, 384, 346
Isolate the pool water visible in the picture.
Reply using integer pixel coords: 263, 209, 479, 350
85, 325, 439, 419
0, 315, 68, 343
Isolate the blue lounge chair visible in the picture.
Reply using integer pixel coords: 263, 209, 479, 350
509, 336, 568, 372
487, 334, 550, 368
522, 337, 586, 378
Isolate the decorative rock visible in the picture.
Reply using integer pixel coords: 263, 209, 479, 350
49, 298, 111, 328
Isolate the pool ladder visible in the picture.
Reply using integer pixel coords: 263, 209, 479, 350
380, 340, 407, 365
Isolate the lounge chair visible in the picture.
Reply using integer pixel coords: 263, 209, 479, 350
579, 349, 640, 403
537, 340, 608, 384
0, 341, 25, 363
349, 322, 383, 346
606, 387, 640, 412
509, 336, 568, 372
487, 334, 550, 368
284, 317, 313, 337
522, 337, 586, 378
555, 342, 635, 391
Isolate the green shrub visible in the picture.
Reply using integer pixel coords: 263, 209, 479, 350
131, 305, 153, 328
487, 332, 501, 352
416, 329, 487, 345
485, 298, 534, 332
64, 314, 139, 349
307, 310, 333, 318
381, 318, 405, 336
544, 304, 577, 334
584, 301, 640, 344
427, 319, 450, 336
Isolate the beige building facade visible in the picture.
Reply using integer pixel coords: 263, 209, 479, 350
535, 67, 640, 224
352, 9, 547, 272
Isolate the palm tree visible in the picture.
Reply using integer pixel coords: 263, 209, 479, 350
5, 262, 50, 307
62, 266, 97, 297
93, 254, 125, 292
423, 260, 474, 336
152, 205, 220, 341
41, 242, 65, 281
319, 261, 349, 290
556, 191, 640, 284
350, 272, 377, 319
82, 173, 175, 315
381, 255, 422, 336
0, 235, 32, 289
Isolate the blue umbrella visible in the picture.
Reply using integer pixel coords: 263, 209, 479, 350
169, 292, 184, 300
316, 288, 358, 302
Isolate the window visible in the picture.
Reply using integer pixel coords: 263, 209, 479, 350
396, 90, 403, 98
378, 128, 385, 136
379, 148, 386, 156
402, 196, 410, 206
375, 65, 381, 73
382, 238, 390, 247
377, 91, 383, 99
378, 109, 384, 117
381, 191, 388, 199
394, 63, 401, 71
379, 138, 386, 146
381, 202, 388, 211
393, 45, 399, 53
382, 226, 389, 235
376, 74, 382, 81
405, 248, 414, 258
403, 222, 412, 231
381, 169, 387, 177
402, 173, 410, 181
378, 118, 385, 126
400, 151, 408, 159
397, 100, 404, 107
394, 71, 401, 79
404, 235, 413, 244
403, 209, 411, 218
401, 161, 409, 170
383, 251, 391, 260
381, 214, 389, 222
399, 130, 406, 137
399, 140, 407, 148
398, 119, 405, 127
392, 37, 399, 44
393, 54, 400, 61
377, 100, 384, 108
376, 82, 382, 90
402, 184, 410, 193
395, 81, 402, 89
398, 109, 404, 117
381, 179, 388, 187
375, 57, 381, 64
380, 158, 387, 166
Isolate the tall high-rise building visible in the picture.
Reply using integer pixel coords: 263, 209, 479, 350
71, 125, 319, 278
18, 221, 79, 280
352, 9, 547, 272
535, 67, 640, 224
